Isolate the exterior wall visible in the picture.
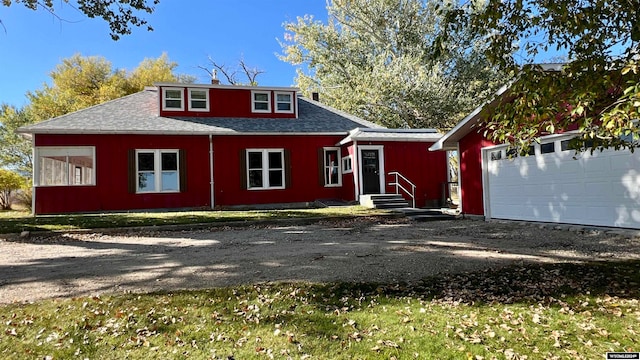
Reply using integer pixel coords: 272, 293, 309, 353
340, 144, 357, 202
159, 87, 297, 119
356, 141, 448, 208
212, 135, 354, 207
458, 130, 495, 215
33, 133, 448, 213
34, 134, 211, 214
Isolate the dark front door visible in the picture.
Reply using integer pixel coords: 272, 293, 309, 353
362, 149, 381, 194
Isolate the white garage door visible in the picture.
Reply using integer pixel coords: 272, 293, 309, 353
483, 137, 640, 229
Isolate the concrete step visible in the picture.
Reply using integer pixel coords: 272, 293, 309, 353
360, 194, 410, 209
372, 198, 409, 205
408, 214, 457, 222
390, 207, 458, 221
375, 202, 411, 209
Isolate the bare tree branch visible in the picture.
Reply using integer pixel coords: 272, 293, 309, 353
200, 55, 264, 86
239, 58, 265, 86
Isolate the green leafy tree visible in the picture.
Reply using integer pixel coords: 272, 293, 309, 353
0, 53, 193, 173
0, 105, 32, 177
26, 53, 192, 123
2, 0, 160, 40
435, 0, 640, 150
0, 169, 24, 210
280, 0, 504, 129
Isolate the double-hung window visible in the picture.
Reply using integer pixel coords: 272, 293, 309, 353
162, 87, 184, 111
251, 91, 271, 113
246, 149, 285, 189
274, 92, 294, 113
35, 146, 95, 186
136, 150, 180, 193
323, 147, 342, 186
188, 88, 209, 111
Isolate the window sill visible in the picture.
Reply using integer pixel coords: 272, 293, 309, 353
135, 190, 181, 194
247, 186, 286, 191
35, 184, 96, 187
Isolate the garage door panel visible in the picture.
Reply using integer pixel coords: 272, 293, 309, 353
484, 145, 640, 229
561, 183, 585, 196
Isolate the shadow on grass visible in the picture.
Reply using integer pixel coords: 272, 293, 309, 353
0, 209, 383, 234
144, 259, 640, 311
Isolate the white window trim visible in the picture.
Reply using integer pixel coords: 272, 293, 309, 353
162, 87, 184, 111
251, 91, 271, 113
323, 147, 342, 187
274, 91, 294, 114
187, 88, 209, 112
136, 149, 180, 193
342, 155, 353, 174
246, 149, 285, 190
34, 146, 96, 187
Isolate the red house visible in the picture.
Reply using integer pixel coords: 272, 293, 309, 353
430, 72, 640, 230
19, 83, 447, 215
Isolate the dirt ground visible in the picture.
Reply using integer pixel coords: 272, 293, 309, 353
1, 217, 639, 304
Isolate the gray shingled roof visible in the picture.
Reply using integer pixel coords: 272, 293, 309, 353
18, 88, 384, 135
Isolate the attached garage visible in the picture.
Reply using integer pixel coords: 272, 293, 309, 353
429, 66, 640, 230
482, 135, 640, 229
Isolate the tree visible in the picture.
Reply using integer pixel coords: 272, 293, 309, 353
198, 56, 265, 86
2, 0, 159, 40
0, 105, 32, 176
26, 53, 192, 123
279, 0, 504, 130
0, 53, 193, 173
435, 0, 640, 150
0, 169, 24, 210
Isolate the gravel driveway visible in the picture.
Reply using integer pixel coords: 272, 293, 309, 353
1, 217, 639, 304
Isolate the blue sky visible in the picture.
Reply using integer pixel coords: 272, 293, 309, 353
0, 1, 329, 107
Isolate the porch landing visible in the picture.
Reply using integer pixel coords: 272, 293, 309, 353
359, 194, 459, 221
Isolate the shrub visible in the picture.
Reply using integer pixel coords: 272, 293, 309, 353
0, 169, 24, 210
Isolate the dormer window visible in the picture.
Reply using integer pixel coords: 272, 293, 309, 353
275, 92, 294, 114
252, 91, 271, 113
163, 87, 184, 111
188, 88, 209, 111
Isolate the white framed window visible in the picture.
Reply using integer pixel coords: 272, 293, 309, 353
162, 87, 184, 111
323, 147, 342, 187
489, 149, 503, 161
35, 146, 95, 186
342, 155, 353, 173
251, 91, 271, 113
246, 149, 285, 190
540, 142, 555, 154
188, 88, 209, 111
136, 149, 179, 193
274, 91, 294, 113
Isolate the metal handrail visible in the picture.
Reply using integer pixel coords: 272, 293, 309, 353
388, 171, 416, 208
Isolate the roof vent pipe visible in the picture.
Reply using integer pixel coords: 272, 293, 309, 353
211, 69, 220, 85
312, 92, 319, 102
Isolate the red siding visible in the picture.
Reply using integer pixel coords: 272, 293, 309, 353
159, 87, 297, 119
458, 130, 495, 215
33, 134, 449, 214
34, 134, 211, 214
213, 135, 351, 206
340, 145, 356, 201
374, 141, 447, 208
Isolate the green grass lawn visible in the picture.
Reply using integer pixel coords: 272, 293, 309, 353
1, 261, 639, 359
0, 206, 390, 234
